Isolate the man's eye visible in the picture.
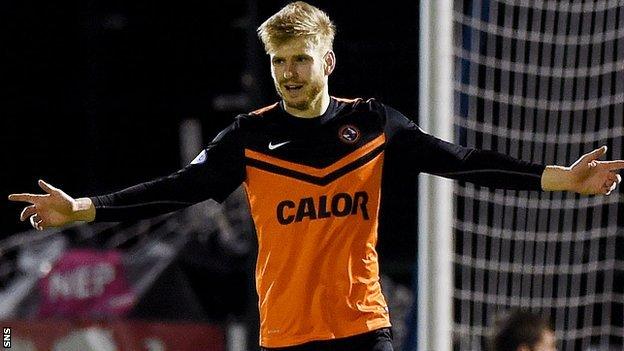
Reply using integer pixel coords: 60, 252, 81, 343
296, 57, 309, 62
273, 59, 285, 64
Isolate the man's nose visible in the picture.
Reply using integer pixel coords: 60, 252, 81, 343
283, 63, 295, 79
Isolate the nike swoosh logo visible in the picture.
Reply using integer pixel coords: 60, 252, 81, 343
268, 141, 291, 150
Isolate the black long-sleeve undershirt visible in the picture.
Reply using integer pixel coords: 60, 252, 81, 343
91, 99, 545, 222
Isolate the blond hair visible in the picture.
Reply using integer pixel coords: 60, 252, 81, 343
257, 1, 336, 54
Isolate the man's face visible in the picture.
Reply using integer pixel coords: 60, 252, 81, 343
269, 38, 332, 112
529, 330, 557, 351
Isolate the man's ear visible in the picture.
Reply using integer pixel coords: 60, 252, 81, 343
324, 50, 336, 75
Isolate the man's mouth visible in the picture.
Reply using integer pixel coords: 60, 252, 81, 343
284, 83, 304, 92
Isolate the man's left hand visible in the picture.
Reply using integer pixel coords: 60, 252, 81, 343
542, 146, 624, 195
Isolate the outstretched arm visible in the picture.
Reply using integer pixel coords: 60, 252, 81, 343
382, 104, 623, 194
541, 146, 623, 195
8, 180, 95, 230
8, 120, 245, 230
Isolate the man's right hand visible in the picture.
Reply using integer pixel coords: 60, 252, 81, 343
8, 180, 95, 231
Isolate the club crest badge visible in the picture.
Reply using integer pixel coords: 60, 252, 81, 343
338, 125, 360, 144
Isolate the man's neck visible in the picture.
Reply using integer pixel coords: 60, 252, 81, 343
283, 91, 331, 118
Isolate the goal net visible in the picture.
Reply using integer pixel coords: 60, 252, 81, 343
452, 1, 624, 350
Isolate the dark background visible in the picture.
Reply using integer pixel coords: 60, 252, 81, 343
2, 0, 420, 281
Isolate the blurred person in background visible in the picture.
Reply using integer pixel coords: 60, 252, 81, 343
489, 309, 557, 351
8, 2, 623, 350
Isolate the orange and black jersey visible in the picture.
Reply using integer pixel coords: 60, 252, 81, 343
92, 97, 545, 220
91, 97, 545, 348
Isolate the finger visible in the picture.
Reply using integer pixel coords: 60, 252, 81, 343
35, 219, 45, 231
606, 174, 622, 190
605, 180, 616, 194
7, 193, 45, 203
608, 175, 619, 191
38, 180, 58, 194
583, 146, 607, 162
29, 215, 38, 230
610, 181, 617, 192
20, 205, 37, 221
30, 215, 45, 231
598, 160, 624, 171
